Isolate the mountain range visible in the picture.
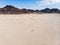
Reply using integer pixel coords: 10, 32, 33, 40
0, 5, 60, 14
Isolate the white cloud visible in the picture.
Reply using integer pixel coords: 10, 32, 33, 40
51, 0, 60, 3
37, 0, 60, 5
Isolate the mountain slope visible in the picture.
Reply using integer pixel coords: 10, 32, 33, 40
0, 5, 60, 14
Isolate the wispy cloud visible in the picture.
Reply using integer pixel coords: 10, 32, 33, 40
37, 0, 60, 5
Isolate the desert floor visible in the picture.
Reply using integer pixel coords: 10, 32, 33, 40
0, 14, 60, 45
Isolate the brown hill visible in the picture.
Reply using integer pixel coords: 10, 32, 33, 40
0, 5, 60, 14
0, 5, 33, 14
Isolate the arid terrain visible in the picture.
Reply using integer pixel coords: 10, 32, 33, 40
0, 5, 60, 14
0, 14, 60, 45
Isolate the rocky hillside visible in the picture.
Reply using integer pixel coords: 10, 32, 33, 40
0, 5, 34, 14
40, 8, 60, 13
0, 5, 60, 14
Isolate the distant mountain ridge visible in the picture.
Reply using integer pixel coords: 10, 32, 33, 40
40, 8, 60, 13
0, 5, 34, 14
0, 5, 60, 14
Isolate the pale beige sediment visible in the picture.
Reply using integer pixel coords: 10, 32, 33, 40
0, 14, 60, 45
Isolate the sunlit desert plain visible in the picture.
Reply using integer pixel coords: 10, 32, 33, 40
0, 14, 60, 45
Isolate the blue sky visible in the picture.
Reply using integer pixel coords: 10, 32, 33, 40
0, 0, 60, 10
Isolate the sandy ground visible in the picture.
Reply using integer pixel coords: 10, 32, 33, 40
0, 14, 60, 45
